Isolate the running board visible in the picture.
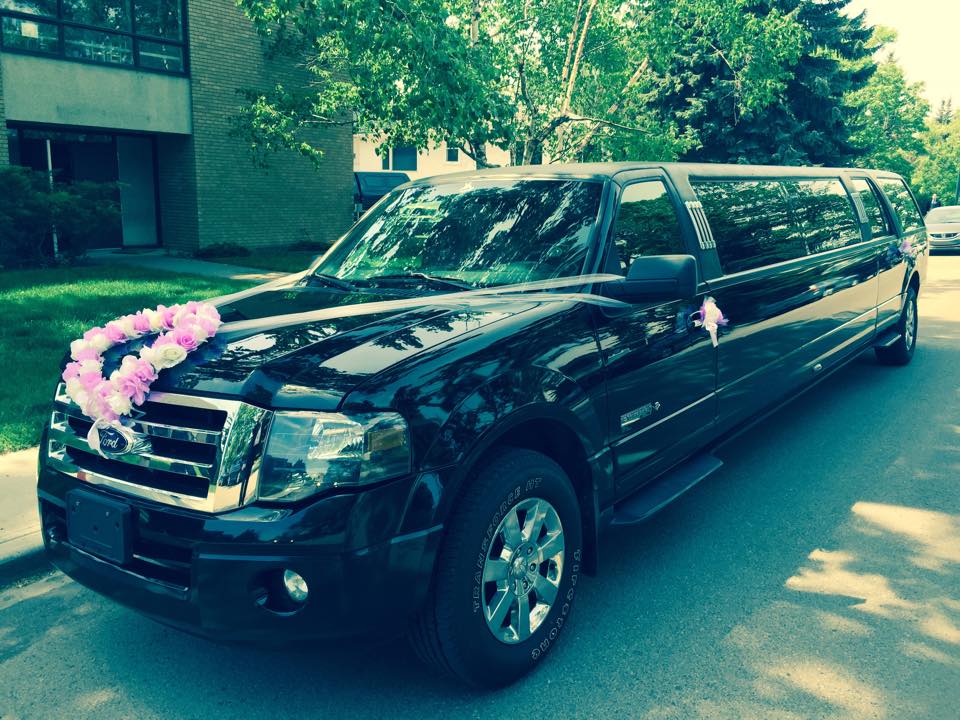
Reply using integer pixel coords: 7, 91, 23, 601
610, 453, 723, 527
873, 329, 902, 348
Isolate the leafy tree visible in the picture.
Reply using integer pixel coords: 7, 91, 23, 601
234, 0, 803, 166
847, 54, 929, 178
913, 116, 960, 206
658, 0, 875, 166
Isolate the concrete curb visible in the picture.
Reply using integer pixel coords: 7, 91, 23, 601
0, 534, 48, 587
1, 447, 48, 586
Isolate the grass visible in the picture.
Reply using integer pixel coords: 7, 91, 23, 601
203, 250, 324, 274
0, 265, 254, 454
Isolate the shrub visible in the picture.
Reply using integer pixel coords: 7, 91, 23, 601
0, 166, 120, 268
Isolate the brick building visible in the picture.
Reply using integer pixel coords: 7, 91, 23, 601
0, 0, 353, 252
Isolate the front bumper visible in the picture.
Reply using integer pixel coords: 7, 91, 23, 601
929, 234, 960, 251
38, 466, 443, 644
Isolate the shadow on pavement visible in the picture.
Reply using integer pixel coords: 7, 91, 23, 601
1, 259, 959, 719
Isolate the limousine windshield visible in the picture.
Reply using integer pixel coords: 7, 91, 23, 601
313, 178, 603, 288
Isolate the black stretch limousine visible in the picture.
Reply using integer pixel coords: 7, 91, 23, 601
38, 163, 927, 687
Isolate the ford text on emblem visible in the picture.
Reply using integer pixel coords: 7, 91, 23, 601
97, 426, 130, 454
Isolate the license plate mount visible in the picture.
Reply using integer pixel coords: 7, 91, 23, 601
66, 489, 132, 564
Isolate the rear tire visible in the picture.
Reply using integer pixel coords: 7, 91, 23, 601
875, 286, 918, 366
409, 447, 583, 688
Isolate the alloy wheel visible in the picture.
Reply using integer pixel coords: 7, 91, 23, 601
481, 497, 565, 644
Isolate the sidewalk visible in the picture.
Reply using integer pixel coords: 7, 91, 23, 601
86, 248, 286, 283
0, 447, 45, 585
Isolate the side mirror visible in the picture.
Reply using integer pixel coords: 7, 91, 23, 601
603, 254, 698, 303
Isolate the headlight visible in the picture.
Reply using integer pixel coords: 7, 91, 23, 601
258, 411, 411, 503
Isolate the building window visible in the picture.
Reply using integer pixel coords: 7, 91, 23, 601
0, 0, 187, 74
446, 146, 459, 163
380, 148, 390, 170
391, 146, 417, 172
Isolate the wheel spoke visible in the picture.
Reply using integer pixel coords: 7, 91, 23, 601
515, 598, 531, 640
483, 558, 510, 583
534, 575, 559, 606
486, 588, 515, 628
522, 499, 546, 542
501, 508, 523, 548
538, 531, 564, 562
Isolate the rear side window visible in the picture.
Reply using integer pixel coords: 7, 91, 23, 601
611, 180, 685, 272
878, 178, 924, 233
785, 179, 862, 253
693, 180, 807, 274
851, 178, 893, 238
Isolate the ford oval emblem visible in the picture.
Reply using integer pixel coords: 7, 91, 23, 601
97, 426, 130, 455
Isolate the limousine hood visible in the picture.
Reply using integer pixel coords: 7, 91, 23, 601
133, 284, 537, 410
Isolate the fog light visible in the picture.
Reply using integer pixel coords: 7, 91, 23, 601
282, 569, 309, 603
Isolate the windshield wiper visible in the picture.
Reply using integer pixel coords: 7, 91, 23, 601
303, 273, 358, 291
356, 273, 475, 291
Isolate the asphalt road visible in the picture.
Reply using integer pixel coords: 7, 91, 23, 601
3, 257, 960, 720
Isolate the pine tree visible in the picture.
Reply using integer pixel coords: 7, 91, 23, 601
934, 99, 954, 126
656, 0, 877, 166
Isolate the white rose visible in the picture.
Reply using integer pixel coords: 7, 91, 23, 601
145, 309, 163, 332
107, 392, 133, 416
70, 339, 91, 359
117, 316, 137, 337
190, 325, 208, 342
78, 359, 102, 375
65, 377, 83, 399
75, 390, 90, 410
90, 334, 111, 353
153, 344, 187, 369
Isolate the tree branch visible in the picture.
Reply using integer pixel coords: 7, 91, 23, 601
562, 0, 598, 114
567, 58, 649, 157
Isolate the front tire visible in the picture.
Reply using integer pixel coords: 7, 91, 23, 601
875, 286, 918, 366
409, 447, 583, 687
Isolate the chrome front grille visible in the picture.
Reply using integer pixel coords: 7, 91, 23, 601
931, 232, 959, 239
47, 383, 270, 512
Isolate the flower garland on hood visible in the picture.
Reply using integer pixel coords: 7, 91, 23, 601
62, 301, 221, 428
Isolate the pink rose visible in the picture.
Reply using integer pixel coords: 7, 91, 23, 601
83, 327, 107, 343
198, 316, 220, 336
62, 361, 83, 382
130, 358, 157, 385
158, 305, 177, 330
171, 327, 199, 351
73, 347, 100, 362
116, 375, 148, 405
184, 301, 201, 315
105, 322, 128, 344
152, 333, 176, 347
79, 371, 103, 392
132, 312, 152, 334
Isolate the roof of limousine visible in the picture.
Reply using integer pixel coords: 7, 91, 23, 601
409, 162, 903, 185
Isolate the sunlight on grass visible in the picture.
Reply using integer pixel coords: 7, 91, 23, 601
0, 265, 254, 453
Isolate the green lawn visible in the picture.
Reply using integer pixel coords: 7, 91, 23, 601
0, 265, 254, 454
207, 250, 324, 274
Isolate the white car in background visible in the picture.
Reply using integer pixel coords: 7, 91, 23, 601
925, 205, 960, 252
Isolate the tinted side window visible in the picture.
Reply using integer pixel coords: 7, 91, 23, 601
878, 178, 924, 233
612, 181, 685, 272
851, 178, 893, 238
785, 179, 862, 253
693, 180, 807, 274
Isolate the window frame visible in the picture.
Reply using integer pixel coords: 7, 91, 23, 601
781, 177, 865, 255
875, 175, 926, 236
0, 0, 188, 76
849, 175, 896, 240
605, 175, 691, 276
691, 177, 811, 276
